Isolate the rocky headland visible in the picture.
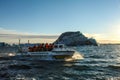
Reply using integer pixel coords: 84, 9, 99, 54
54, 31, 98, 46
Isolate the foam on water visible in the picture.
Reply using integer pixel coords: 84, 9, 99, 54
65, 51, 84, 61
0, 53, 16, 57
72, 51, 84, 59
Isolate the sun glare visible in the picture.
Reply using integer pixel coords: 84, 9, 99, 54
110, 24, 120, 42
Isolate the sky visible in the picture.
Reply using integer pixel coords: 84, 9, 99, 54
0, 0, 120, 44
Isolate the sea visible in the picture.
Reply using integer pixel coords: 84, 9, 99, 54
0, 44, 120, 80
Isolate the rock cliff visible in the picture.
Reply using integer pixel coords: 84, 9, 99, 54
54, 31, 98, 46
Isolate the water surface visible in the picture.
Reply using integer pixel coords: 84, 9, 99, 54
0, 44, 120, 80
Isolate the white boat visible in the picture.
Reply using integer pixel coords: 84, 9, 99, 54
11, 44, 83, 61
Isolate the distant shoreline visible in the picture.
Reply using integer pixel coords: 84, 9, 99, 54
100, 43, 120, 45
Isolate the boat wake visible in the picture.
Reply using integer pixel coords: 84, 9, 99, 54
65, 51, 84, 61
72, 51, 84, 59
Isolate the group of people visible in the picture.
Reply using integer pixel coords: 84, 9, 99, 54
28, 43, 54, 52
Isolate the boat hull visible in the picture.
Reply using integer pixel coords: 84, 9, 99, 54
12, 51, 75, 61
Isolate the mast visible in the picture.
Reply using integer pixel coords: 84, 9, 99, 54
28, 40, 29, 47
19, 38, 20, 46
18, 38, 22, 52
28, 40, 29, 44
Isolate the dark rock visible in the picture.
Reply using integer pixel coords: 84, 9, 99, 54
54, 31, 98, 46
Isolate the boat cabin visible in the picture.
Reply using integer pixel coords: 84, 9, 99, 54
28, 43, 65, 52
54, 44, 65, 48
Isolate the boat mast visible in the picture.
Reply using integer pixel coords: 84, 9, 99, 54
28, 40, 29, 44
19, 38, 20, 46
28, 40, 29, 47
18, 38, 22, 52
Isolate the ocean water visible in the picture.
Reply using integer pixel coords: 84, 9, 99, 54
0, 44, 120, 80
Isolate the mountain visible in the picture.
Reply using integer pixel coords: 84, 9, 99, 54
54, 31, 98, 46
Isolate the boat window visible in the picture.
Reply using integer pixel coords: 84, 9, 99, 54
54, 45, 58, 48
59, 45, 63, 48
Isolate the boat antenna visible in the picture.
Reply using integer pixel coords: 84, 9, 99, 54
28, 40, 29, 44
19, 38, 20, 46
18, 38, 21, 52
28, 40, 29, 47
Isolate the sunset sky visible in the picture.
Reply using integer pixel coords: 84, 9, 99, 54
0, 0, 120, 44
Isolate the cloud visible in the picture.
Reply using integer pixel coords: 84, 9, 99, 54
0, 27, 58, 44
84, 33, 120, 44
84, 33, 107, 40
0, 27, 120, 44
0, 27, 17, 34
0, 34, 58, 39
0, 27, 41, 35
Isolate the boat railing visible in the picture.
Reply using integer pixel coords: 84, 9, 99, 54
52, 47, 74, 51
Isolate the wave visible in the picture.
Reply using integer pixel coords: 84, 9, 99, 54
108, 65, 120, 70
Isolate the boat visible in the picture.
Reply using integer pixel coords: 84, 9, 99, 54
10, 44, 83, 61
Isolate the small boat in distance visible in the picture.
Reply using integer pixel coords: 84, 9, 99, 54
12, 43, 83, 61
